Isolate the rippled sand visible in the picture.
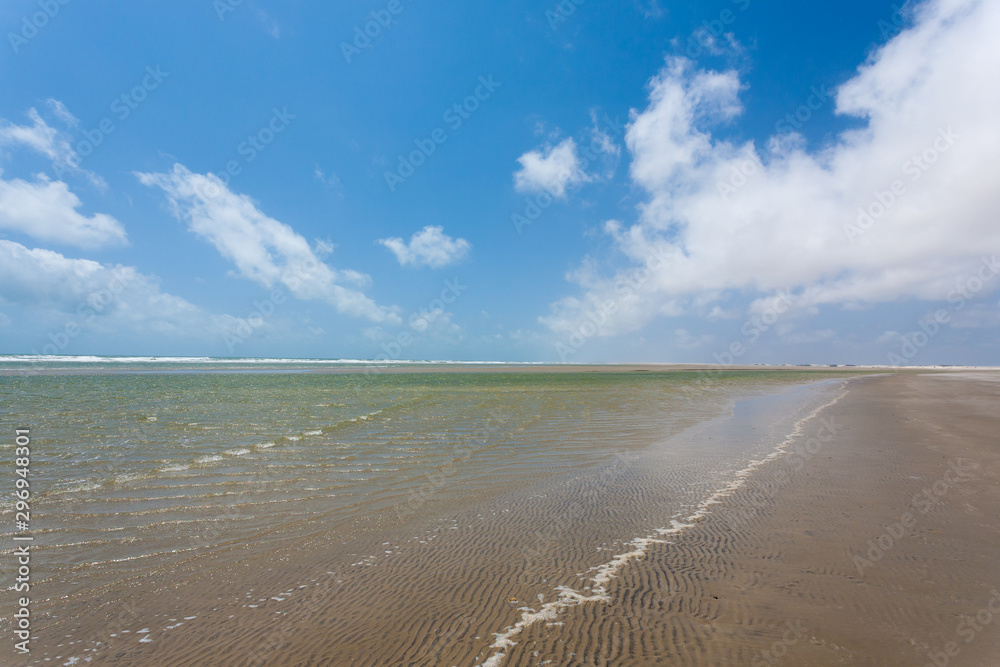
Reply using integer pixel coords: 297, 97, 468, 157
9, 367, 995, 665
4, 369, 815, 602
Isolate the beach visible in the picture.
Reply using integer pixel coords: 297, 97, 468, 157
2, 364, 998, 665
4, 0, 998, 664
493, 371, 1000, 666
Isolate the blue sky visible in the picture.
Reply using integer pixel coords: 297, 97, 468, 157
1, 0, 998, 364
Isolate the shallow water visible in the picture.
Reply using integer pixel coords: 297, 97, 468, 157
0, 360, 856, 664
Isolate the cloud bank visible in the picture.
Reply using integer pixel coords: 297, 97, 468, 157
543, 0, 1000, 338
0, 240, 228, 340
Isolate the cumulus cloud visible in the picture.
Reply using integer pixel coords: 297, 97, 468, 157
0, 105, 124, 249
543, 0, 1000, 337
513, 138, 592, 198
378, 225, 471, 268
0, 174, 127, 249
0, 240, 230, 338
137, 164, 398, 323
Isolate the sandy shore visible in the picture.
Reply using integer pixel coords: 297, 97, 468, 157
18, 371, 1000, 665
514, 371, 1000, 665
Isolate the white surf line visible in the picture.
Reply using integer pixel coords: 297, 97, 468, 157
476, 382, 851, 667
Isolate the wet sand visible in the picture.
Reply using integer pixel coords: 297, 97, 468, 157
17, 371, 1000, 666
521, 371, 1000, 666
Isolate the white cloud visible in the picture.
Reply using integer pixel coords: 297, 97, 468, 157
137, 164, 398, 323
0, 173, 127, 248
780, 329, 837, 345
256, 9, 281, 39
585, 110, 623, 179
408, 306, 461, 337
0, 106, 102, 186
0, 240, 230, 338
877, 331, 902, 344
46, 99, 79, 128
637, 0, 666, 20
0, 108, 74, 167
312, 237, 336, 257
673, 328, 711, 349
378, 225, 471, 268
364, 306, 462, 343
314, 166, 343, 196
949, 301, 1000, 329
513, 138, 592, 198
0, 104, 123, 249
543, 0, 1000, 337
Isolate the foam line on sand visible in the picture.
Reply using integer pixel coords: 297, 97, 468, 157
477, 382, 850, 667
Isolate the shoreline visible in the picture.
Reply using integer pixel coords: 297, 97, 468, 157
3, 357, 994, 378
